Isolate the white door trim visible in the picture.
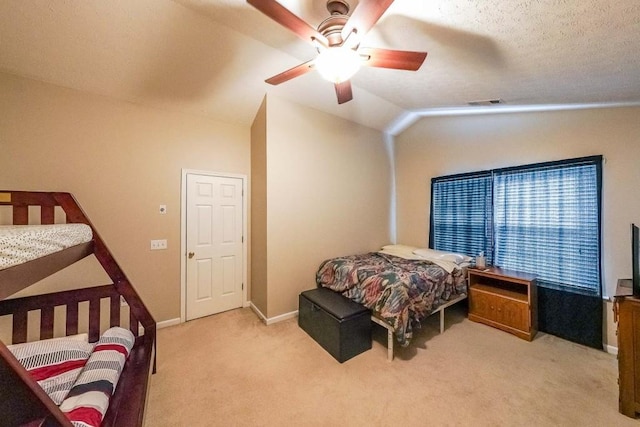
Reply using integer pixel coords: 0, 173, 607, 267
180, 169, 248, 323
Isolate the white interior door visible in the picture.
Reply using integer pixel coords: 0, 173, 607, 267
186, 173, 244, 321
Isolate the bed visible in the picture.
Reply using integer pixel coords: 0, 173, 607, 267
0, 190, 156, 427
316, 244, 469, 360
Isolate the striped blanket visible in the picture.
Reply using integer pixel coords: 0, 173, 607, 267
9, 327, 135, 427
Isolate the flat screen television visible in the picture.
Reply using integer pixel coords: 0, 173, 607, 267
633, 224, 640, 296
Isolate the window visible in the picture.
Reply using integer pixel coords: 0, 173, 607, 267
430, 172, 493, 262
430, 156, 602, 296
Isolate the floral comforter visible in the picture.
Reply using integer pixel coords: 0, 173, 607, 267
316, 252, 467, 347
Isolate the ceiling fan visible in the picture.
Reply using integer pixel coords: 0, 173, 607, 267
247, 0, 428, 104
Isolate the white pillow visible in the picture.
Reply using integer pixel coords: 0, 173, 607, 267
381, 244, 418, 252
379, 244, 419, 259
413, 248, 472, 264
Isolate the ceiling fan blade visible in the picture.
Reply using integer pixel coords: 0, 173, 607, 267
247, 0, 328, 46
265, 60, 315, 85
341, 0, 394, 41
359, 47, 427, 71
334, 81, 353, 104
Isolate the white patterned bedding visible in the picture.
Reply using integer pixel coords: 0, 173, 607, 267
0, 224, 93, 270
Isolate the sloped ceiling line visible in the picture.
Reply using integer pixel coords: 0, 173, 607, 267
0, 0, 638, 133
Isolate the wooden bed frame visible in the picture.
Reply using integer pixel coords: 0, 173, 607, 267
0, 191, 156, 427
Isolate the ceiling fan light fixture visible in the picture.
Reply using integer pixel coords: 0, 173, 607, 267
247, 0, 426, 104
315, 47, 362, 83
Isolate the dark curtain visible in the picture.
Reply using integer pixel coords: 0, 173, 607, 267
538, 287, 603, 349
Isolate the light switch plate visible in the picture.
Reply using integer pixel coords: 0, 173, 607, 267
150, 239, 167, 250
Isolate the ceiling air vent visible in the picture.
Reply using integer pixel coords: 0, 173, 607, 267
467, 99, 505, 106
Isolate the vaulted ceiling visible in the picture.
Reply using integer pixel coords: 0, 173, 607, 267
1, 1, 638, 132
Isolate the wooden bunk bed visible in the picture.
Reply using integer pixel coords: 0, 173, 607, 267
0, 191, 156, 427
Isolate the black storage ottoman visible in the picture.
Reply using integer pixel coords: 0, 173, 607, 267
298, 287, 371, 363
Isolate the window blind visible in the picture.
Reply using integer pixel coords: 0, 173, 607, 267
430, 156, 602, 296
430, 172, 493, 262
493, 161, 601, 295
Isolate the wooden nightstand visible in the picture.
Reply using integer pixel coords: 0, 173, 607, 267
468, 267, 537, 341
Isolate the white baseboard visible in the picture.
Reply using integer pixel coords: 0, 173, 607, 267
605, 344, 618, 356
266, 310, 298, 325
249, 302, 268, 323
157, 318, 181, 329
157, 305, 296, 330
249, 302, 298, 325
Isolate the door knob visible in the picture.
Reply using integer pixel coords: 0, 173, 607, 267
188, 252, 195, 259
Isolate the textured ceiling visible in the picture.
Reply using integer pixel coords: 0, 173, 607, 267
1, 0, 639, 132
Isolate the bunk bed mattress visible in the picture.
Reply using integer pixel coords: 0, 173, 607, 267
0, 224, 93, 270
316, 252, 467, 347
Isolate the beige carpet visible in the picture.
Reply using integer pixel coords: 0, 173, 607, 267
145, 305, 635, 426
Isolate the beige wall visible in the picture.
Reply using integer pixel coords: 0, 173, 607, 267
256, 95, 391, 319
5, 70, 630, 348
250, 97, 268, 315
0, 72, 250, 323
394, 106, 640, 348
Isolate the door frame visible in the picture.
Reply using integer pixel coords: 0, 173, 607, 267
180, 169, 248, 323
